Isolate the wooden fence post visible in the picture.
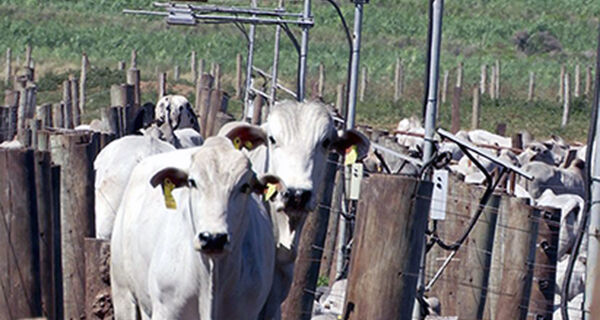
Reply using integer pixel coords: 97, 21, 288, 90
174, 65, 180, 82
194, 58, 205, 114
158, 72, 167, 99
25, 44, 32, 68
17, 86, 28, 141
191, 51, 197, 83
494, 59, 501, 99
127, 67, 141, 110
360, 66, 367, 102
251, 94, 264, 126
562, 72, 570, 128
198, 74, 214, 137
235, 53, 243, 99
5, 48, 11, 86
575, 64, 581, 98
342, 175, 432, 320
62, 80, 73, 129
84, 238, 112, 320
117, 61, 125, 71
318, 63, 325, 99
80, 53, 88, 117
37, 104, 52, 129
336, 84, 345, 115
586, 65, 593, 97
451, 62, 463, 134
494, 199, 539, 319
50, 132, 101, 320
394, 58, 404, 102
281, 154, 340, 320
214, 63, 221, 91
527, 208, 560, 319
130, 49, 137, 69
480, 64, 487, 95
0, 149, 42, 319
489, 65, 496, 99
559, 64, 566, 102
472, 86, 480, 129
528, 71, 535, 102
34, 150, 56, 319
319, 168, 344, 280
52, 103, 64, 129
70, 75, 80, 126
441, 70, 449, 104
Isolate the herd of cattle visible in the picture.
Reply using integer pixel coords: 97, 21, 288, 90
0, 92, 588, 318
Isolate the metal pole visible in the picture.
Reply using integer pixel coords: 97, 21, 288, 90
297, 0, 311, 101
345, 0, 365, 131
242, 0, 258, 122
414, 1, 444, 319
584, 24, 600, 320
269, 0, 284, 110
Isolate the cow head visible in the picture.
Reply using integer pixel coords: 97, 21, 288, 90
150, 137, 283, 255
155, 95, 200, 132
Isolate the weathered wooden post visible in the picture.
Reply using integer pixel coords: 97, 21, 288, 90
489, 64, 496, 99
25, 44, 32, 68
494, 59, 501, 99
206, 89, 222, 136
117, 61, 125, 71
84, 238, 112, 320
0, 148, 42, 319
336, 84, 344, 114
528, 208, 560, 319
281, 155, 342, 320
586, 65, 593, 97
198, 74, 214, 137
37, 104, 52, 129
194, 58, 205, 113
191, 50, 197, 83
52, 103, 64, 129
50, 132, 101, 320
480, 64, 487, 95
472, 86, 480, 129
5, 48, 11, 86
575, 64, 581, 98
174, 65, 180, 82
130, 49, 137, 69
235, 53, 243, 99
359, 66, 367, 102
441, 70, 449, 104
80, 53, 88, 117
62, 80, 73, 129
559, 64, 566, 102
342, 175, 432, 320
494, 198, 539, 319
158, 72, 167, 99
528, 71, 536, 102
126, 67, 141, 109
319, 168, 344, 280
318, 63, 325, 99
451, 62, 463, 133
394, 57, 404, 102
70, 75, 80, 126
562, 72, 570, 128
251, 95, 264, 126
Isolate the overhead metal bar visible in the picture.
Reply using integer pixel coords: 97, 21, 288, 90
437, 128, 533, 180
152, 2, 304, 17
123, 9, 313, 26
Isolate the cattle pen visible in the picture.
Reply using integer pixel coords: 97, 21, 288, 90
2, 1, 600, 320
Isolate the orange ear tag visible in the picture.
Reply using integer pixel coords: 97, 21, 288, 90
264, 183, 278, 202
233, 137, 242, 150
344, 145, 358, 166
163, 178, 177, 209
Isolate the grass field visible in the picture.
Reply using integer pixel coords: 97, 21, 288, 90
1, 0, 599, 141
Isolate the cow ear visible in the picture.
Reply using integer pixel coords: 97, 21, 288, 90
218, 122, 267, 151
331, 129, 370, 163
150, 167, 189, 189
251, 174, 286, 202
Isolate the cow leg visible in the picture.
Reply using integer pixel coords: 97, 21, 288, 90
112, 285, 139, 320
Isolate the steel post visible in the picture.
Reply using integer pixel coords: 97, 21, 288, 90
242, 0, 258, 121
297, 0, 311, 101
345, 1, 364, 131
269, 0, 284, 111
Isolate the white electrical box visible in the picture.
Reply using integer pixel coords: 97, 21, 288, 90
344, 163, 363, 200
429, 169, 449, 220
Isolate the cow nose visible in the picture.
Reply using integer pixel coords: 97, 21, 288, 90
198, 232, 229, 254
284, 188, 312, 210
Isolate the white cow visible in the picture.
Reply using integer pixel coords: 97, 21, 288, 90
467, 129, 512, 148
395, 117, 424, 155
520, 159, 585, 199
111, 136, 280, 319
219, 100, 370, 319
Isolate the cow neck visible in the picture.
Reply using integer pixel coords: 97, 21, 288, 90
269, 204, 305, 264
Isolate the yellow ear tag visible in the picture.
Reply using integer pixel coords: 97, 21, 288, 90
264, 183, 278, 202
344, 145, 358, 166
233, 137, 242, 150
163, 178, 177, 209
244, 141, 254, 150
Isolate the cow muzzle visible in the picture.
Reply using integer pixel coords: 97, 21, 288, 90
195, 232, 230, 254
283, 188, 312, 211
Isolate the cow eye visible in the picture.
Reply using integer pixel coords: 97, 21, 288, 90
269, 136, 276, 145
188, 179, 197, 188
321, 138, 331, 149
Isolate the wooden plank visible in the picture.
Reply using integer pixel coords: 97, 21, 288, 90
494, 198, 539, 320
69, 76, 80, 126
84, 238, 112, 319
343, 175, 433, 320
0, 149, 42, 319
50, 132, 101, 320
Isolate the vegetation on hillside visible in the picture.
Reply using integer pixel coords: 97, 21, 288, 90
1, 0, 599, 140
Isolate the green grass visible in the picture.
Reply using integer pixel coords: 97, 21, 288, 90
1, 0, 599, 140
